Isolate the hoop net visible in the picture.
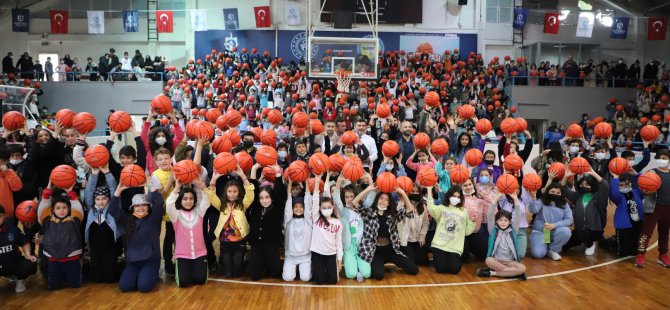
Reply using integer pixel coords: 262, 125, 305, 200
0, 85, 39, 132
336, 70, 352, 94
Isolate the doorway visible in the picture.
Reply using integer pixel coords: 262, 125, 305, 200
38, 53, 59, 81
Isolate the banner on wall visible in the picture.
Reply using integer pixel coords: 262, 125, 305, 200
254, 6, 272, 28
191, 9, 207, 31
543, 12, 559, 34
87, 11, 104, 34
50, 10, 68, 34
223, 8, 239, 30
123, 10, 139, 32
156, 10, 173, 33
648, 16, 668, 40
399, 33, 459, 60
610, 17, 629, 39
12, 9, 29, 32
513, 8, 528, 30
285, 1, 302, 26
575, 12, 594, 38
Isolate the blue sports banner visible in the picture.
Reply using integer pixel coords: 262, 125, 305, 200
223, 8, 239, 30
12, 9, 29, 32
610, 17, 629, 39
513, 8, 528, 30
123, 10, 139, 32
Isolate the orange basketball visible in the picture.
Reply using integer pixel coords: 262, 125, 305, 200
292, 111, 310, 128
216, 114, 229, 130
417, 167, 438, 187
565, 124, 583, 138
329, 153, 346, 172
500, 118, 518, 135
226, 110, 243, 128
260, 129, 277, 146
309, 153, 330, 175
376, 172, 398, 193
341, 131, 358, 146
515, 118, 528, 133
465, 149, 483, 167
226, 129, 241, 146
640, 125, 660, 142
594, 122, 612, 139
503, 154, 524, 172
342, 158, 365, 182
638, 171, 662, 192
206, 108, 222, 123
414, 132, 430, 149
15, 200, 37, 223
55, 109, 76, 127
548, 162, 566, 179
213, 152, 237, 174
449, 165, 469, 184
431, 138, 450, 156
287, 160, 310, 182
73, 112, 97, 134
212, 136, 233, 154
307, 178, 325, 192
262, 166, 277, 182
108, 111, 132, 133
608, 157, 630, 175
424, 91, 440, 107
458, 104, 475, 119
475, 118, 493, 135
120, 164, 146, 187
376, 103, 391, 118
568, 157, 591, 175
185, 119, 199, 138
173, 160, 200, 184
397, 176, 414, 193
151, 94, 172, 114
496, 174, 519, 195
235, 151, 253, 172
382, 140, 399, 157
522, 173, 543, 192
250, 127, 263, 142
2, 111, 25, 131
84, 145, 110, 168
310, 119, 324, 134
267, 109, 283, 125
255, 145, 278, 167
50, 165, 77, 189
193, 121, 215, 140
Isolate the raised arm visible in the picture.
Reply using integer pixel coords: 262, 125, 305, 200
284, 182, 294, 228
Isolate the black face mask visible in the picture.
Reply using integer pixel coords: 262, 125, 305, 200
485, 159, 494, 165
546, 194, 562, 203
243, 140, 254, 148
578, 186, 591, 194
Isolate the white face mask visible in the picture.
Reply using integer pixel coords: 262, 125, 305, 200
449, 197, 461, 206
656, 159, 669, 168
569, 146, 580, 153
9, 159, 23, 166
321, 208, 333, 217
155, 137, 167, 145
595, 153, 607, 160
378, 205, 388, 211
278, 151, 287, 159
463, 188, 475, 196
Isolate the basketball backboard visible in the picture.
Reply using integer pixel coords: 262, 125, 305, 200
307, 36, 379, 80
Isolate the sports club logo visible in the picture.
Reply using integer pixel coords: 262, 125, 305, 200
7, 232, 14, 242
290, 32, 318, 60
225, 33, 238, 51
361, 35, 383, 60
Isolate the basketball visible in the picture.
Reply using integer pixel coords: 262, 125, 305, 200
267, 109, 283, 125
424, 91, 440, 107
503, 154, 524, 172
226, 129, 241, 146
213, 152, 237, 174
640, 125, 660, 142
548, 162, 566, 179
465, 149, 483, 167
193, 121, 215, 140
342, 158, 364, 181
84, 145, 110, 168
496, 174, 519, 195
173, 160, 200, 184
397, 176, 414, 193
376, 103, 391, 118
287, 160, 310, 182
309, 153, 330, 175
500, 118, 518, 135
108, 111, 132, 133
120, 164, 146, 187
310, 119, 324, 134
594, 122, 612, 139
638, 171, 662, 192
431, 138, 450, 156
376, 172, 398, 193
151, 94, 172, 114
515, 118, 528, 133
292, 112, 310, 128
414, 132, 430, 149
212, 136, 233, 154
608, 157, 630, 175
568, 157, 591, 175
73, 112, 97, 134
260, 129, 278, 146
255, 145, 278, 167
341, 131, 358, 146
475, 118, 492, 135
2, 111, 26, 131
449, 165, 469, 184
15, 200, 37, 223
522, 173, 543, 192
235, 151, 254, 172
417, 167, 438, 187
226, 110, 243, 128
262, 166, 277, 182
565, 124, 583, 138
250, 127, 263, 142
185, 120, 199, 138
382, 140, 399, 157
458, 104, 475, 119
307, 178, 325, 193
55, 109, 76, 127
206, 108, 222, 123
328, 153, 346, 172
216, 114, 228, 130
50, 165, 77, 189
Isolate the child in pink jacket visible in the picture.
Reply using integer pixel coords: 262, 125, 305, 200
406, 149, 437, 174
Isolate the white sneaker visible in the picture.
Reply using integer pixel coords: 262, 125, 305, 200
356, 272, 364, 283
15, 279, 26, 293
548, 250, 562, 261
585, 244, 596, 256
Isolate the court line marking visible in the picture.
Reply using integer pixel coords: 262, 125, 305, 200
206, 242, 658, 288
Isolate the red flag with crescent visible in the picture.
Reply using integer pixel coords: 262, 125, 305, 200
254, 6, 271, 28
50, 10, 69, 34
156, 10, 173, 33
648, 17, 667, 40
544, 12, 559, 34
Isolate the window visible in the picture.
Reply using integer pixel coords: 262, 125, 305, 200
487, 0, 514, 23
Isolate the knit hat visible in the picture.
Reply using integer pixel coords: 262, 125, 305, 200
130, 194, 151, 208
94, 186, 111, 198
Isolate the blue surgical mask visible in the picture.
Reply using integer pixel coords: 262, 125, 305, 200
479, 176, 490, 184
278, 150, 287, 159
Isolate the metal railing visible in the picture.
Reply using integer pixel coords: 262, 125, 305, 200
3, 71, 164, 82
508, 76, 657, 88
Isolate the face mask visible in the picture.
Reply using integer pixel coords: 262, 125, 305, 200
478, 176, 490, 184
463, 188, 475, 195
155, 137, 167, 145
449, 197, 461, 206
578, 186, 591, 194
484, 159, 494, 165
243, 140, 254, 148
278, 151, 287, 159
656, 159, 669, 168
620, 187, 632, 194
321, 208, 333, 217
546, 194, 562, 203
9, 159, 23, 166
595, 153, 607, 160
628, 160, 635, 167
569, 146, 579, 153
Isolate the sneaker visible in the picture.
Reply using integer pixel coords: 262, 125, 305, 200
657, 254, 670, 267
15, 280, 26, 293
517, 273, 527, 281
165, 264, 175, 276
634, 254, 646, 268
584, 244, 596, 256
548, 250, 562, 261
356, 272, 364, 283
476, 268, 491, 277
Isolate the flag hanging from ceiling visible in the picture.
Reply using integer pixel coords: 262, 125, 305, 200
123, 10, 139, 32
285, 1, 302, 26
12, 9, 29, 32
512, 8, 528, 30
648, 16, 668, 40
223, 8, 239, 30
543, 12, 559, 34
50, 10, 68, 34
87, 11, 104, 34
191, 9, 207, 31
156, 10, 174, 33
575, 12, 594, 38
254, 6, 272, 28
610, 17, 629, 39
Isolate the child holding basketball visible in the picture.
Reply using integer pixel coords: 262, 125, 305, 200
150, 147, 176, 275
435, 156, 455, 203
636, 149, 670, 267
0, 144, 24, 219
406, 148, 437, 174
608, 173, 644, 257
309, 173, 343, 284
283, 181, 312, 282
333, 174, 370, 282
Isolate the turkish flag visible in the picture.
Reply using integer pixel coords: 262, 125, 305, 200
544, 13, 559, 34
50, 10, 69, 34
648, 17, 668, 40
254, 6, 271, 28
156, 10, 173, 33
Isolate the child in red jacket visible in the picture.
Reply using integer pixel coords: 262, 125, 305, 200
0, 145, 23, 218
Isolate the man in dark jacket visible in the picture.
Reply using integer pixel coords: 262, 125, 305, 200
613, 58, 628, 88
643, 60, 658, 85
2, 52, 15, 74
108, 48, 120, 68
132, 49, 145, 68
98, 54, 110, 81
16, 52, 34, 79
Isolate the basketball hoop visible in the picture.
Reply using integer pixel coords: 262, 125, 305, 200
336, 69, 352, 94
